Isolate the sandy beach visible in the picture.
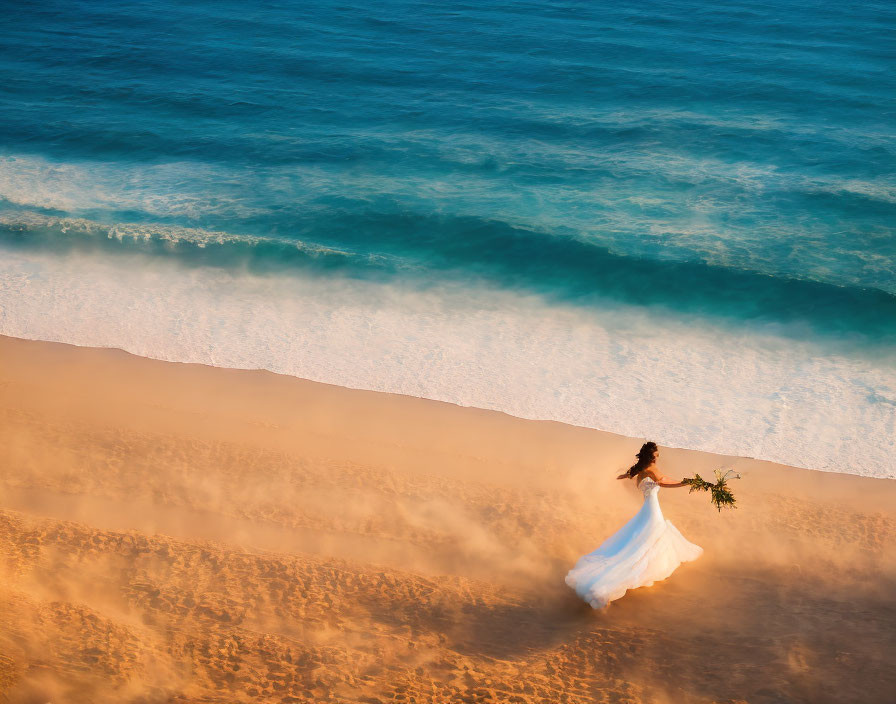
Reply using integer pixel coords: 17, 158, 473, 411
0, 333, 893, 703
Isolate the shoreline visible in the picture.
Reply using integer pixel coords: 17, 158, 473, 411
2, 332, 890, 483
3, 242, 893, 479
1, 333, 894, 702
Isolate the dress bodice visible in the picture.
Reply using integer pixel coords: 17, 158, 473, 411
637, 476, 659, 497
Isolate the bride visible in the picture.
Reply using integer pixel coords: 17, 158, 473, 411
565, 441, 703, 609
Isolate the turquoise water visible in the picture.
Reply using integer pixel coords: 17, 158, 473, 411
1, 1, 894, 474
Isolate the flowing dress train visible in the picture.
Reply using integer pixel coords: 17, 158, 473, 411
565, 476, 702, 608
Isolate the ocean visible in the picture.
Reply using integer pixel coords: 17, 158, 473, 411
1, 0, 893, 476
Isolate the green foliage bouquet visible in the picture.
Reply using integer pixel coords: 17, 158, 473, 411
682, 468, 741, 512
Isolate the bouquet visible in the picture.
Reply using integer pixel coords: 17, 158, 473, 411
682, 468, 740, 512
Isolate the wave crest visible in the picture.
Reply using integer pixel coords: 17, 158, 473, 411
1, 209, 894, 349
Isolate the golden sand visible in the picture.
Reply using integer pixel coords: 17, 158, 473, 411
1, 335, 893, 703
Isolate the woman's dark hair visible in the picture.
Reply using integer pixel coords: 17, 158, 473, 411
626, 441, 658, 477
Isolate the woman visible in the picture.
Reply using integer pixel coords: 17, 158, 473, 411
565, 441, 703, 609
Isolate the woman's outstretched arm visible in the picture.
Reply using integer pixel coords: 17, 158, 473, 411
659, 478, 687, 488
646, 469, 686, 488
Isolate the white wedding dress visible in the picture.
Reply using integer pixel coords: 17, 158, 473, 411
565, 476, 703, 608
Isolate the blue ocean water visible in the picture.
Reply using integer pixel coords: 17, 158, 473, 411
1, 0, 894, 474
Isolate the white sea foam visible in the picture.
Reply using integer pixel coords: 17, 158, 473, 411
0, 155, 263, 219
0, 211, 258, 245
1, 246, 893, 478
